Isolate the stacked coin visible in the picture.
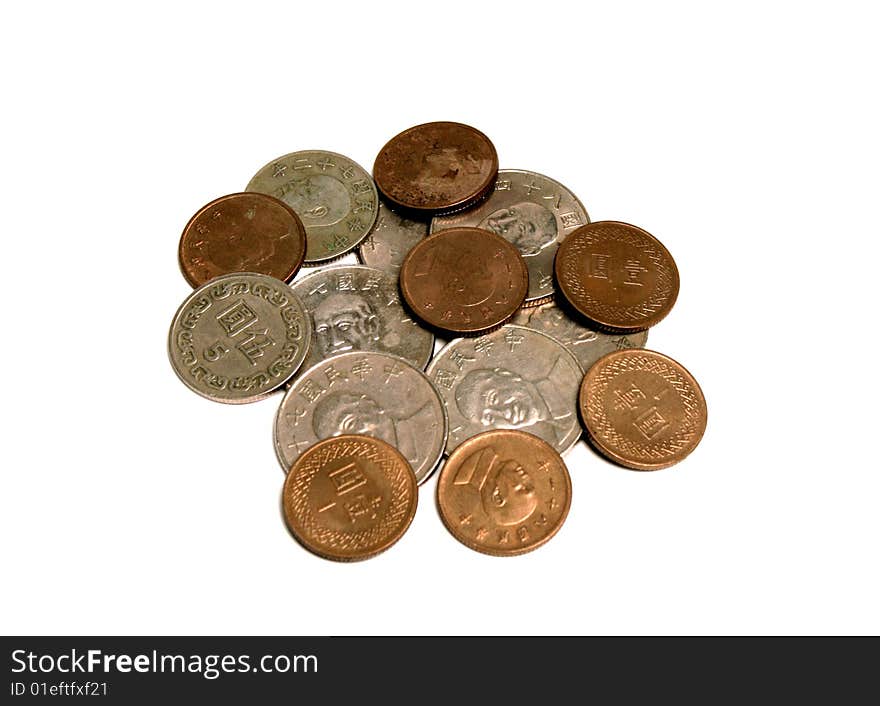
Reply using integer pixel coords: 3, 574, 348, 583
168, 122, 707, 561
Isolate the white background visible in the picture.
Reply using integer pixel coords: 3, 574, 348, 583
2, 2, 877, 636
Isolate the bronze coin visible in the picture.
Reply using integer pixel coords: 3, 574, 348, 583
580, 349, 707, 471
437, 430, 572, 556
399, 227, 528, 335
373, 121, 499, 216
178, 192, 306, 287
282, 435, 418, 562
554, 221, 679, 332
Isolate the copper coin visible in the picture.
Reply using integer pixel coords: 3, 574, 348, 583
437, 430, 572, 557
282, 434, 418, 562
580, 349, 707, 471
178, 193, 306, 288
399, 227, 527, 335
373, 121, 498, 216
554, 221, 679, 332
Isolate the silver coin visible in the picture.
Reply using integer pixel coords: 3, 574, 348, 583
510, 301, 648, 371
275, 351, 448, 483
426, 325, 584, 454
291, 265, 434, 372
168, 272, 311, 404
246, 150, 379, 265
430, 169, 589, 305
356, 198, 429, 277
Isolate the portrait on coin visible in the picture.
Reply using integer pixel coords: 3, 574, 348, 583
452, 448, 538, 526
454, 357, 573, 443
478, 202, 557, 256
418, 147, 482, 186
311, 292, 382, 358
313, 391, 434, 469
280, 175, 349, 226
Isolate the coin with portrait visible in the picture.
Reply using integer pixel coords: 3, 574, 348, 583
357, 198, 429, 277
291, 265, 434, 372
168, 272, 311, 404
437, 429, 572, 556
275, 351, 447, 484
282, 435, 418, 561
510, 301, 648, 371
426, 325, 583, 454
246, 150, 378, 264
432, 170, 589, 305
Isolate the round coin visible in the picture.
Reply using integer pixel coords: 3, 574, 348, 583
178, 193, 306, 288
373, 122, 498, 215
168, 272, 311, 403
357, 198, 429, 277
579, 349, 707, 470
510, 301, 648, 371
282, 435, 418, 561
275, 352, 448, 484
246, 150, 379, 265
554, 221, 680, 332
291, 265, 434, 372
426, 325, 583, 454
437, 430, 572, 556
432, 170, 589, 305
399, 227, 528, 336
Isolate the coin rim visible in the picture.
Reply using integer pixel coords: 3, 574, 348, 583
554, 220, 680, 332
426, 324, 585, 456
274, 350, 449, 484
245, 149, 379, 265
373, 121, 499, 215
436, 429, 572, 557
167, 271, 312, 404
399, 227, 529, 335
281, 434, 419, 562
579, 348, 707, 471
178, 192, 307, 289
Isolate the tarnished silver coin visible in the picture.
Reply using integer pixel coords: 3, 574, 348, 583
357, 198, 429, 277
426, 325, 583, 454
168, 272, 311, 404
431, 170, 589, 305
510, 302, 648, 371
290, 265, 434, 372
246, 150, 379, 265
275, 351, 448, 484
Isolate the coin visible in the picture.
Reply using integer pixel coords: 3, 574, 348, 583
554, 221, 679, 332
177, 193, 306, 288
357, 198, 429, 277
275, 351, 448, 484
290, 265, 434, 371
431, 170, 589, 305
399, 227, 528, 336
246, 150, 379, 265
437, 430, 571, 556
282, 434, 418, 561
579, 349, 707, 470
426, 325, 583, 454
168, 272, 311, 404
510, 301, 648, 371
373, 122, 498, 215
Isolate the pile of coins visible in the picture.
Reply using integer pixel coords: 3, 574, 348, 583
168, 121, 707, 561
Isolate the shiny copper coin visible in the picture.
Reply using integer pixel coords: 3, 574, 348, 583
580, 349, 707, 471
399, 227, 528, 335
554, 221, 679, 332
178, 193, 306, 287
373, 121, 498, 216
282, 435, 418, 562
437, 430, 572, 557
